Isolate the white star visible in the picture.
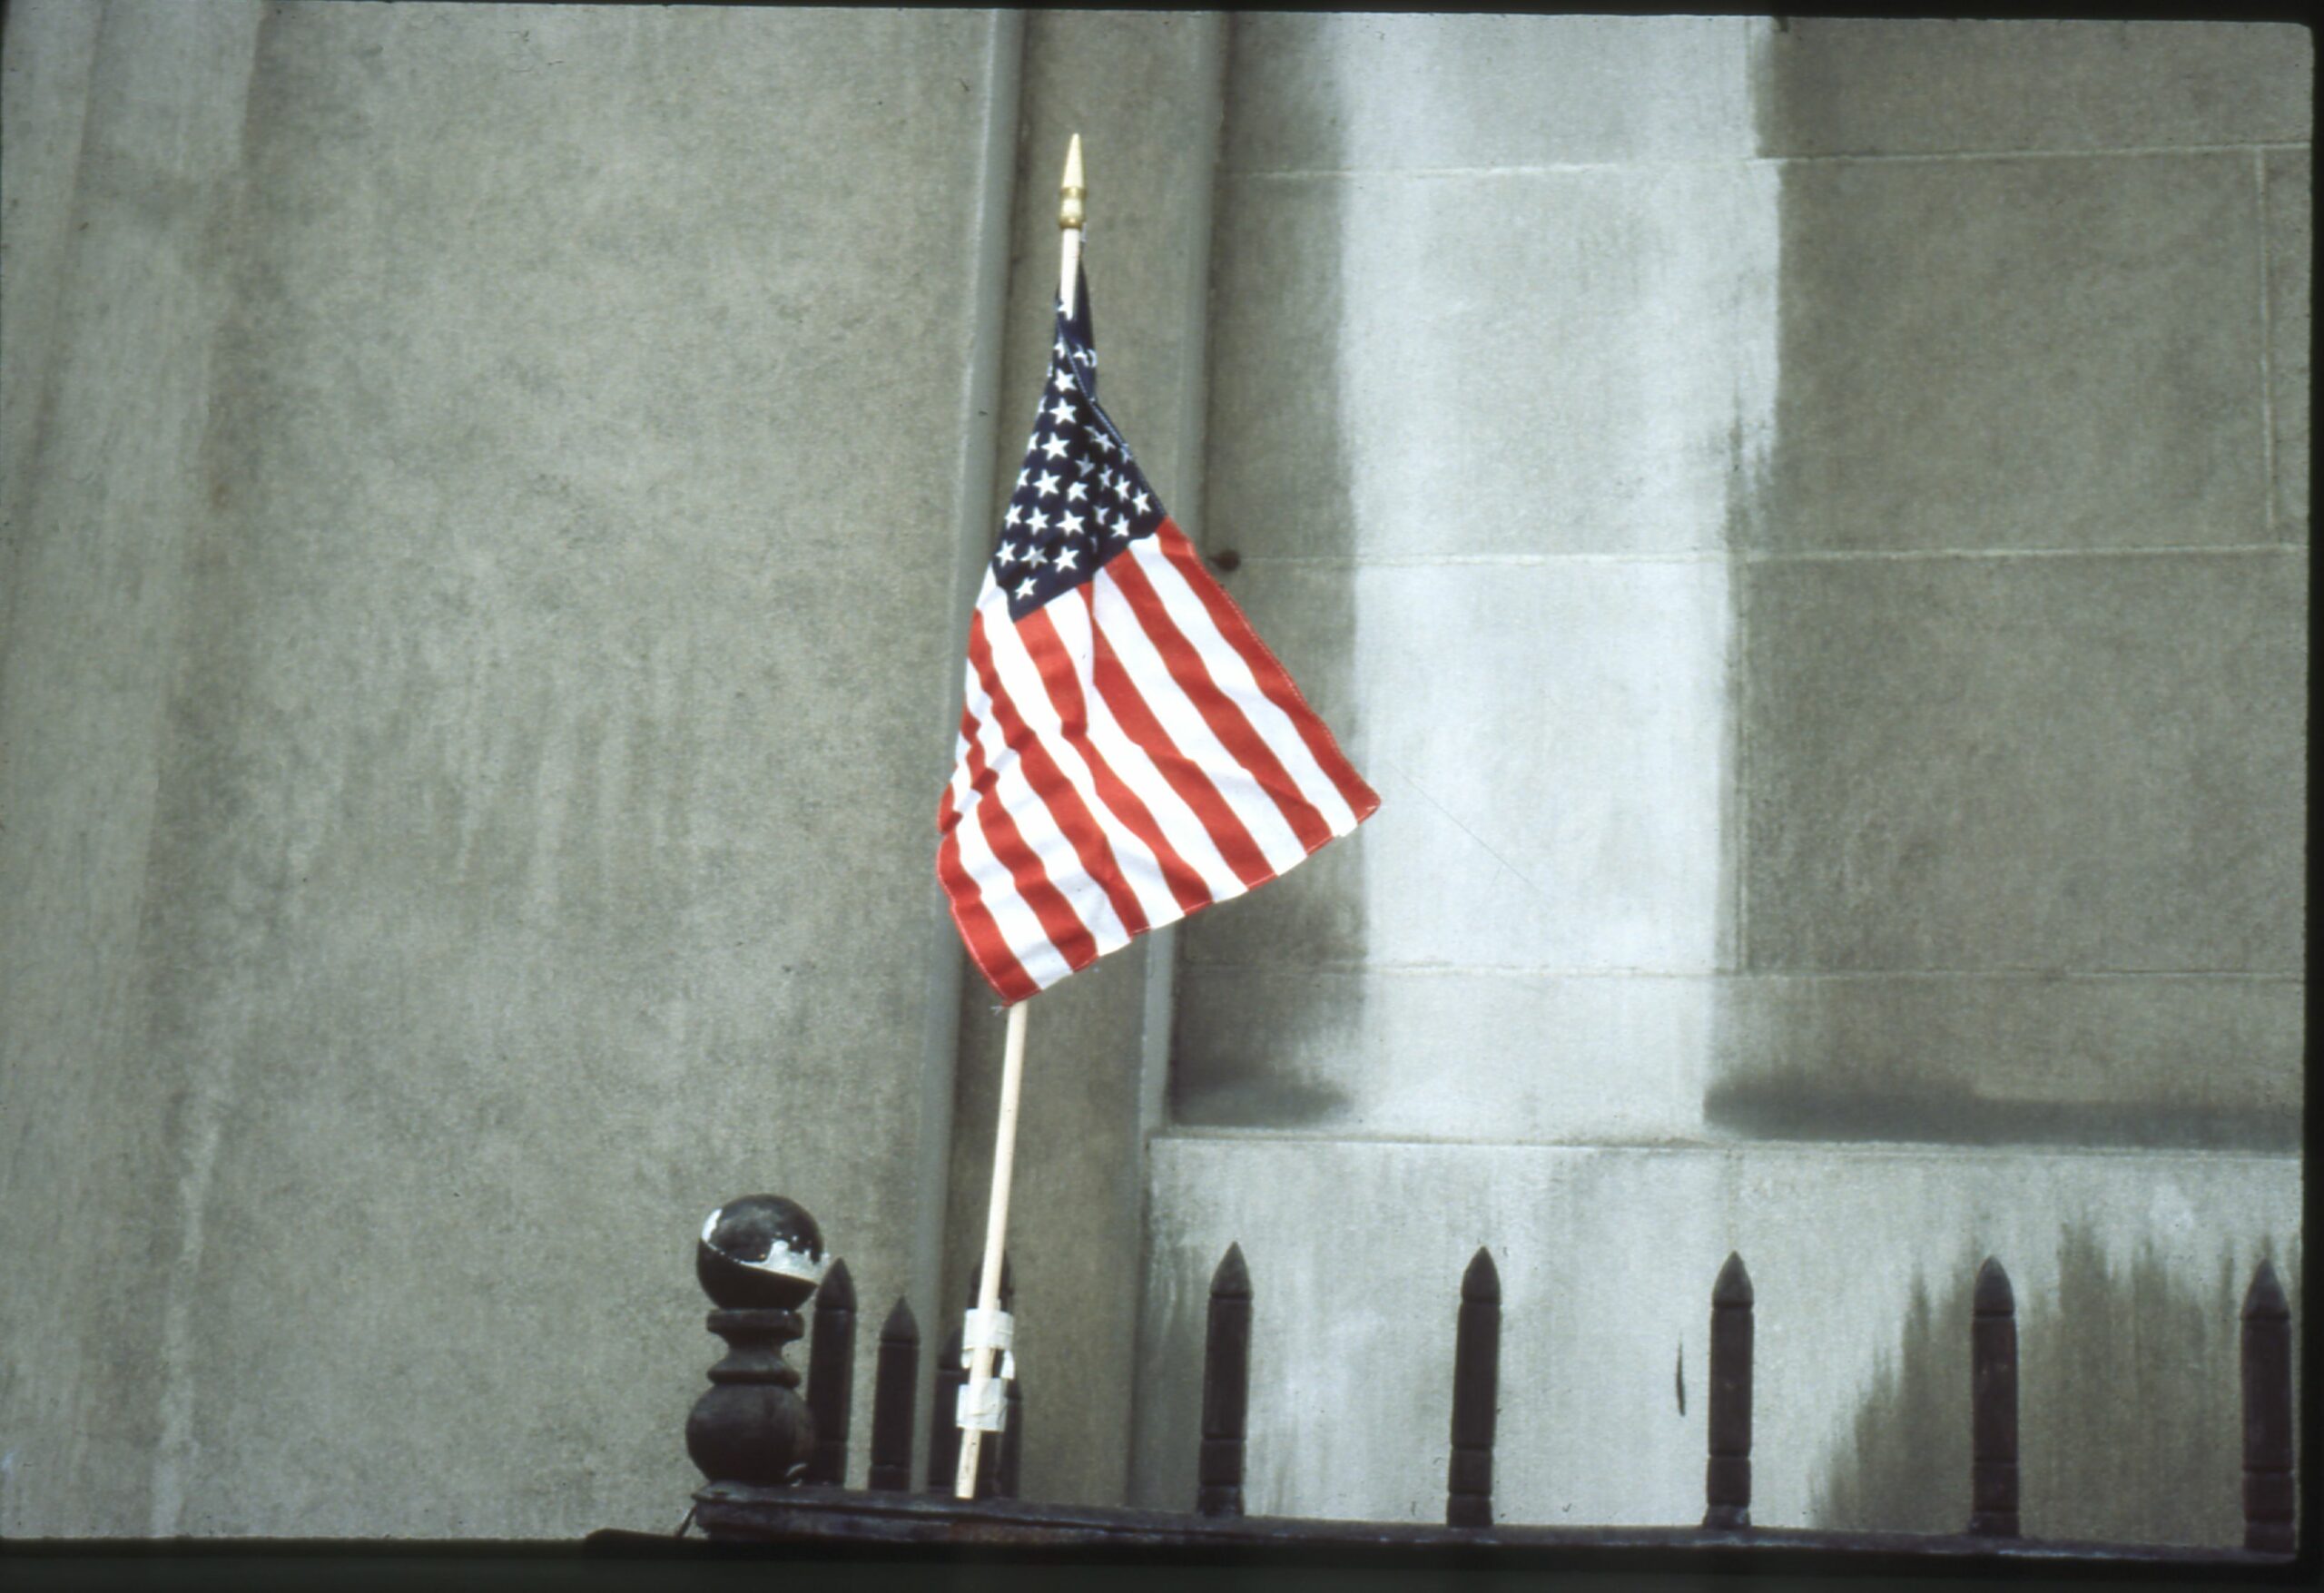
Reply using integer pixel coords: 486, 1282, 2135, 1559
998, 540, 1024, 565
1035, 471, 1059, 497
1064, 481, 1088, 503
1109, 477, 1128, 501
1108, 516, 1129, 539
1048, 398, 1076, 426
1015, 576, 1039, 600
1060, 511, 1085, 536
1074, 346, 1095, 366
1053, 336, 1068, 359
1029, 543, 1051, 566
1028, 506, 1050, 534
1074, 455, 1098, 478
1056, 546, 1079, 571
1041, 434, 1069, 460
1004, 503, 1024, 527
1016, 467, 1031, 489
1132, 490, 1152, 513
1090, 432, 1113, 456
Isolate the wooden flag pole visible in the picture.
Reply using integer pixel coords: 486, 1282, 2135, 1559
955, 133, 1084, 1502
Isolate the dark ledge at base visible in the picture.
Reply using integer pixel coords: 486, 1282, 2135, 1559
627, 1484, 2294, 1568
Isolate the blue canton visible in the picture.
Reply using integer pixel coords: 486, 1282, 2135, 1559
993, 269, 1167, 621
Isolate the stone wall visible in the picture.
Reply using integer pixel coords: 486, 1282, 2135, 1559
1134, 16, 2306, 1547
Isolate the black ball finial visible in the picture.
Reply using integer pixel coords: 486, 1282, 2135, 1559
697, 1194, 826, 1310
686, 1195, 826, 1488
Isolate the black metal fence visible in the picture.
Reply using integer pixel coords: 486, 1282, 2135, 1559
676, 1196, 2299, 1563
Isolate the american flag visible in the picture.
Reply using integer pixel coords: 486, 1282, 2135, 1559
938, 267, 1380, 1003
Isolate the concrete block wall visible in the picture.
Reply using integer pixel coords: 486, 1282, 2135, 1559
1136, 16, 2306, 1547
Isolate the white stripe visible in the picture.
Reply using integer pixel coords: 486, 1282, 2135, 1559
949, 794, 1072, 990
961, 653, 1134, 959
1130, 536, 1360, 836
980, 608, 1185, 930
1042, 585, 1248, 903
1089, 567, 1308, 874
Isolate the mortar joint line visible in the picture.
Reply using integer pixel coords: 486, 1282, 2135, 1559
1228, 545, 2301, 568
1176, 961, 2299, 981
1744, 543, 2303, 563
1226, 141, 2315, 182
1152, 1128, 2306, 1165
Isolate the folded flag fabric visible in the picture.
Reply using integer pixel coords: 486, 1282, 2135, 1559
938, 266, 1380, 1003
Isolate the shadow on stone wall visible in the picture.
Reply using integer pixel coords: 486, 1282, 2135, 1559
1811, 1226, 2301, 1547
1168, 56, 1367, 1131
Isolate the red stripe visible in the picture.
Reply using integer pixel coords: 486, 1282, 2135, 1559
1106, 546, 1335, 852
1148, 519, 1381, 823
1019, 601, 1213, 918
970, 613, 1149, 939
937, 793, 1039, 1004
1087, 578, 1275, 892
958, 657, 1104, 973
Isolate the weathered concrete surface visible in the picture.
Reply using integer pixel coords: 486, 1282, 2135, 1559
0, 1, 1015, 1537
935, 11, 1226, 1509
1133, 1136, 2299, 1546
0, 0, 268, 1537
1741, 553, 2305, 974
1139, 10, 2309, 1549
1177, 15, 1772, 1141
1757, 152, 2269, 556
1754, 18, 2311, 156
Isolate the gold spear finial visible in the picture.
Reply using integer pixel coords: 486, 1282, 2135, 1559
1059, 133, 1085, 231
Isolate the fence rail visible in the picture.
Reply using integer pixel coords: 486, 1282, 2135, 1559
677, 1194, 2299, 1563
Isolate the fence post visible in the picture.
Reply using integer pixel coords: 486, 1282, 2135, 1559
685, 1195, 825, 1488
928, 1323, 966, 1492
867, 1296, 918, 1490
1197, 1244, 1252, 1517
2241, 1259, 2293, 1554
1702, 1252, 1753, 1530
1968, 1257, 2019, 1538
999, 1376, 1023, 1500
1446, 1247, 1502, 1529
804, 1259, 856, 1485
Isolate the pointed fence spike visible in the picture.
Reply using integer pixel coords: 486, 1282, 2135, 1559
2242, 1257, 2288, 1320
2241, 1257, 2294, 1554
804, 1259, 857, 1486
1974, 1255, 2014, 1315
1702, 1252, 1753, 1530
1446, 1246, 1502, 1529
1215, 1241, 1251, 1299
867, 1295, 918, 1491
1196, 1242, 1254, 1517
1968, 1257, 2020, 1538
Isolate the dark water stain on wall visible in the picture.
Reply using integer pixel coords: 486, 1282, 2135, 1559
1170, 29, 1369, 1130
1812, 1226, 2301, 1547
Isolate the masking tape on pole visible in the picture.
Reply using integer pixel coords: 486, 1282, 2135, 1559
956, 1374, 1007, 1432
962, 1307, 1014, 1356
